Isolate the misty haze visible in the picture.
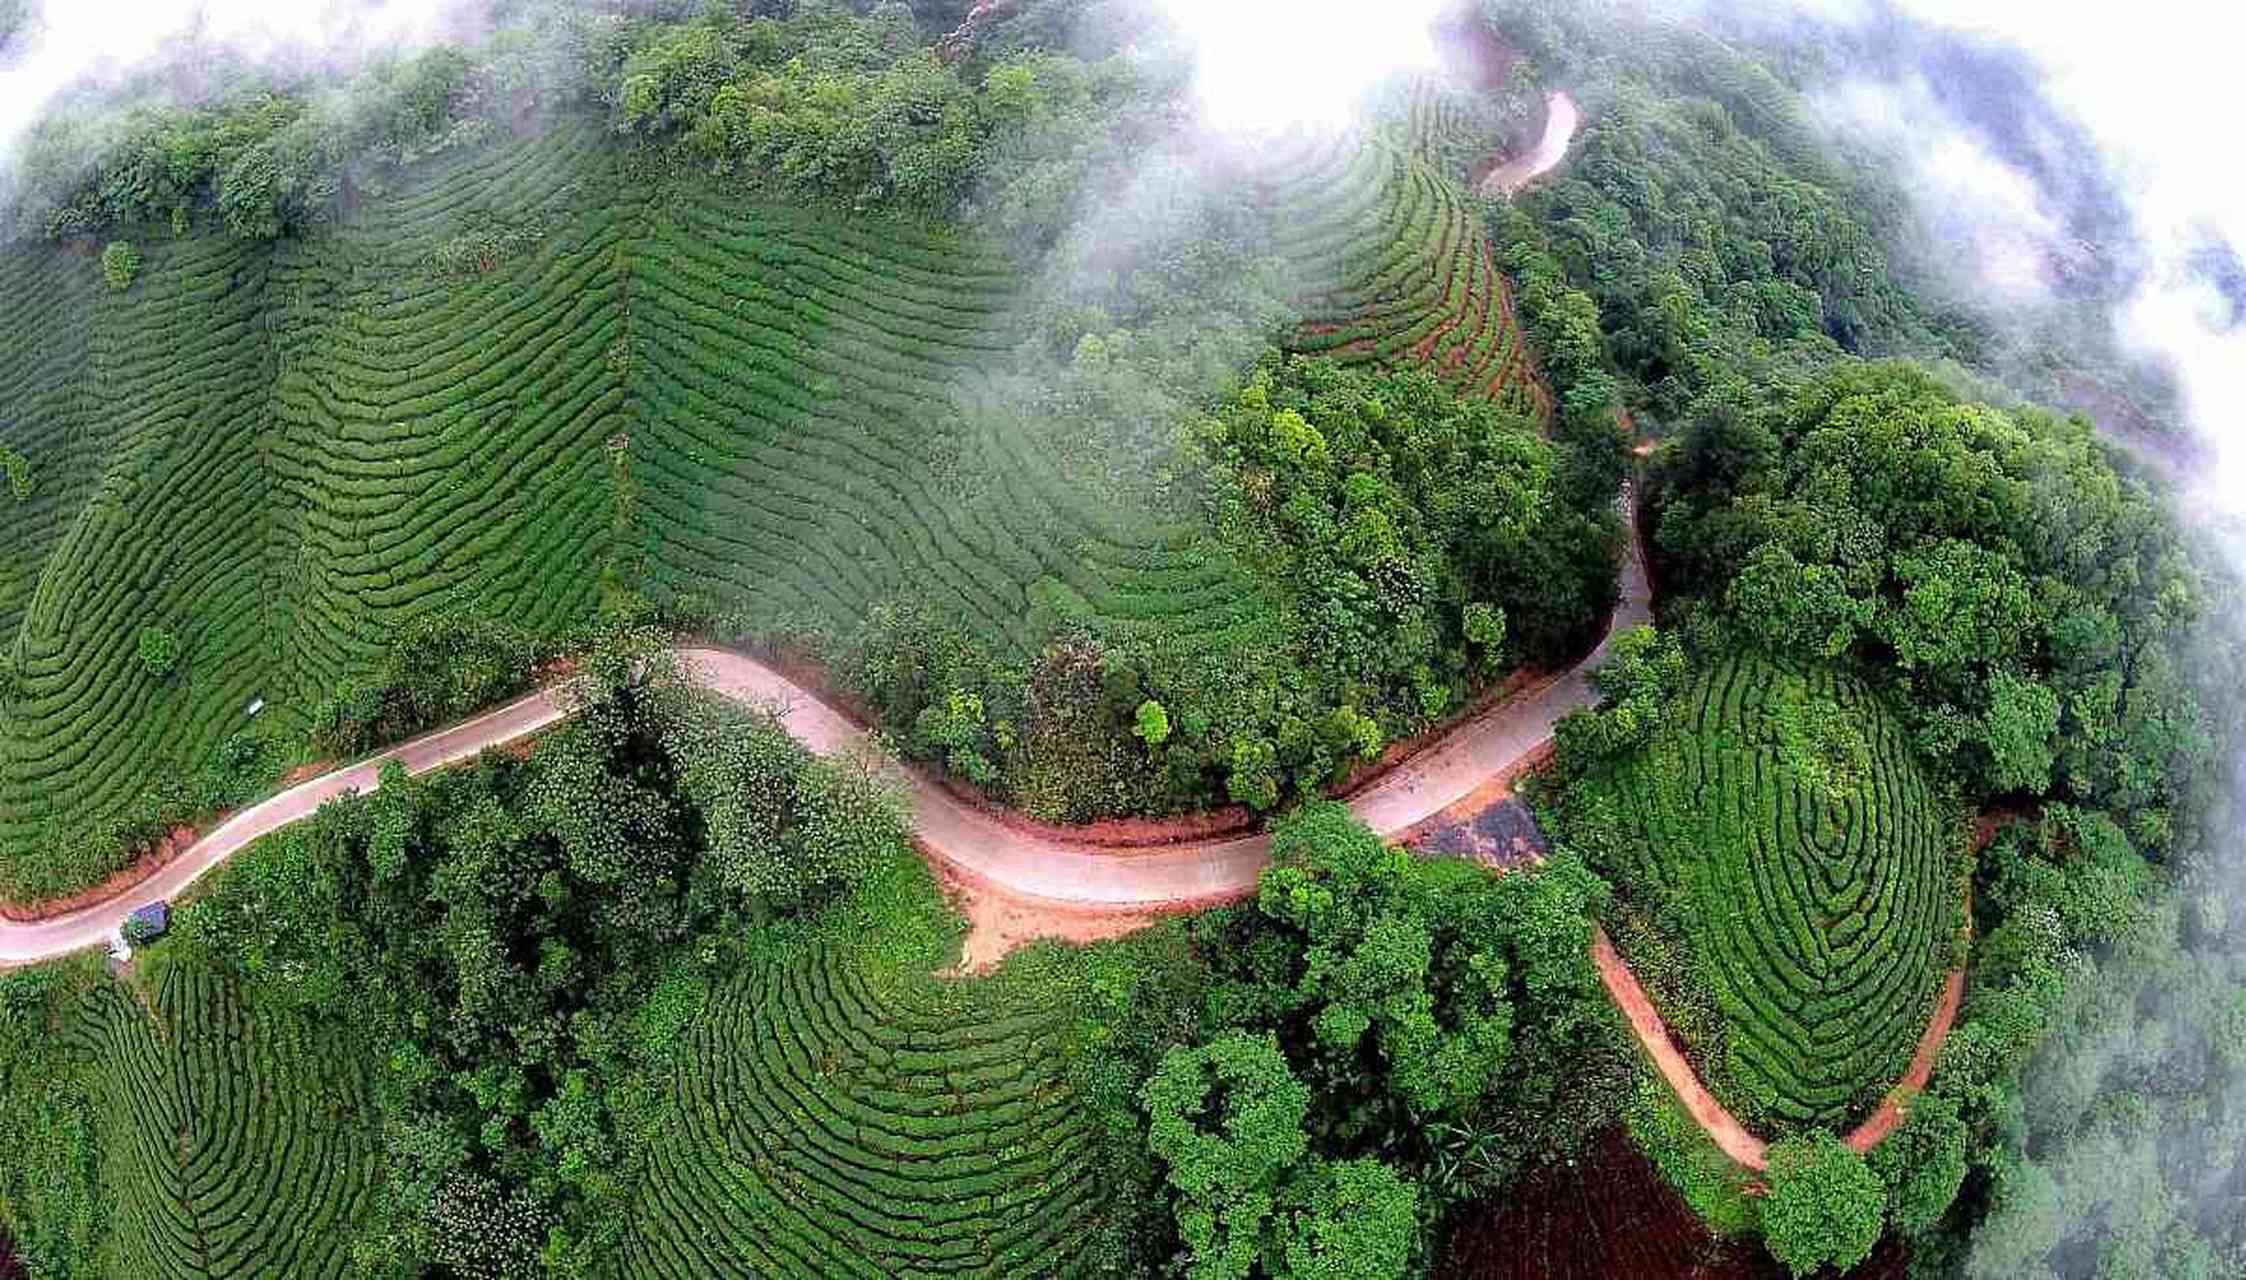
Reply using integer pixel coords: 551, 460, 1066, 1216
0, 1, 2238, 1278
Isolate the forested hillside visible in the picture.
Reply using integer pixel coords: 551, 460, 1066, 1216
0, 2, 1596, 900
0, 1, 2238, 1279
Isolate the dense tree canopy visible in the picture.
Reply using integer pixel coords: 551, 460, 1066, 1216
1653, 361, 2207, 830
1141, 803, 1627, 1276
1761, 1132, 1887, 1277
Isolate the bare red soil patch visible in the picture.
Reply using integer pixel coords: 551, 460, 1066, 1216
1850, 969, 1965, 1153
1435, 1129, 1910, 1279
934, 858, 1185, 977
277, 757, 337, 787
0, 823, 198, 924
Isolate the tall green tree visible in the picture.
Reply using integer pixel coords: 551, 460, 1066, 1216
1761, 1132, 1887, 1277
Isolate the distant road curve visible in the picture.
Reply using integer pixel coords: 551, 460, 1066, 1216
0, 512, 1648, 966
1481, 91, 1581, 197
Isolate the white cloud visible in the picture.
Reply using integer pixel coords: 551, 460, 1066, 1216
1814, 0, 2246, 497
1147, 0, 1448, 135
0, 0, 472, 164
1816, 73, 2065, 306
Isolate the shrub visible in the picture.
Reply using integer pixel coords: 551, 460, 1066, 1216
1133, 699, 1171, 747
100, 241, 139, 291
0, 447, 27, 500
1761, 1133, 1886, 1277
135, 626, 178, 678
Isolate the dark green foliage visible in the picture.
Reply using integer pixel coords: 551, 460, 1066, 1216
612, 4, 1058, 216
1760, 1132, 1885, 1277
1484, 0, 1937, 420
11, 43, 503, 242
825, 355, 1612, 825
1908, 804, 2246, 1276
1653, 361, 2209, 828
1557, 652, 1961, 1131
666, 694, 907, 910
1185, 353, 1613, 776
1868, 1091, 1967, 1236
1143, 1032, 1314, 1280
1273, 1158, 1419, 1280
307, 611, 548, 757
1551, 624, 1684, 765
1145, 804, 1628, 1276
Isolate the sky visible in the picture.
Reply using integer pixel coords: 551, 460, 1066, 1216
1148, 0, 1451, 133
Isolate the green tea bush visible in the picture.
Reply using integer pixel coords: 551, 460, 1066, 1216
1255, 131, 1550, 422
69, 957, 378, 1275
621, 874, 1106, 1277
100, 241, 139, 291
0, 234, 277, 900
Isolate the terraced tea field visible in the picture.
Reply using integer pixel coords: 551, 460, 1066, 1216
0, 124, 627, 898
0, 245, 98, 641
0, 108, 1553, 900
60, 959, 378, 1275
1583, 655, 1962, 1131
262, 117, 624, 705
1255, 131, 1550, 424
624, 940, 1101, 1278
1, 234, 277, 882
624, 189, 1266, 658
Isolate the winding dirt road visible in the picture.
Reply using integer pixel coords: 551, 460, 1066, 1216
0, 526, 1651, 965
0, 80, 1962, 1179
1481, 91, 1581, 197
0, 499, 1955, 1173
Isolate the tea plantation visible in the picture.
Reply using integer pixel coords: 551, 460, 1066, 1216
1264, 132, 1549, 424
0, 100, 1551, 899
1567, 654, 1964, 1132
51, 957, 377, 1276
624, 940, 1101, 1278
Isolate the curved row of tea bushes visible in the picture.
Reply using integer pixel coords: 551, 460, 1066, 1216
1254, 130, 1549, 423
624, 943, 1099, 1278
0, 234, 275, 897
625, 190, 1263, 658
264, 121, 619, 706
61, 962, 376, 1276
1597, 656, 1959, 1130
